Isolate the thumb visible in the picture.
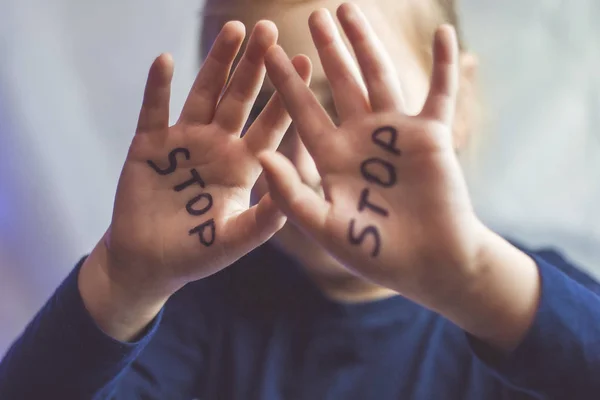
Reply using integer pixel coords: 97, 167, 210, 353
257, 151, 330, 240
223, 191, 287, 256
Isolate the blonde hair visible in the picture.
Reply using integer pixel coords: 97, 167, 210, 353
200, 0, 467, 62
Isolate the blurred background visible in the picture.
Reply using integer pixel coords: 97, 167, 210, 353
0, 0, 599, 355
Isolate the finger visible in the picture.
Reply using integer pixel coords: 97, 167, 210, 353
214, 21, 278, 133
136, 54, 174, 134
244, 55, 312, 156
265, 45, 336, 157
309, 9, 369, 120
258, 151, 330, 241
336, 3, 405, 112
178, 21, 245, 125
419, 25, 459, 125
224, 192, 286, 256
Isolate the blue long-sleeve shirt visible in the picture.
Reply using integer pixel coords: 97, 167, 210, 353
1, 243, 600, 399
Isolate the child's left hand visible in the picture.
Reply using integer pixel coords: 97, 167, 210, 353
260, 4, 541, 349
259, 4, 485, 309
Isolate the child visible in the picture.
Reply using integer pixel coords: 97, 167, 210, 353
1, 0, 599, 399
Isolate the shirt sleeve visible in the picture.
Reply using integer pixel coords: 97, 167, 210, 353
0, 257, 212, 399
467, 250, 600, 399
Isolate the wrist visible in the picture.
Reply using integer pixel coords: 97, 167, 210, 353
78, 238, 172, 341
435, 228, 541, 352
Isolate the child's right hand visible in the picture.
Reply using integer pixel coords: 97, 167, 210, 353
79, 20, 310, 336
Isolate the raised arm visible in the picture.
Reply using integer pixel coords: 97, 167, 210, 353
259, 3, 600, 398
0, 20, 311, 399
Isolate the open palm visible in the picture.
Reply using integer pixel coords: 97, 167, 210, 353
260, 4, 485, 305
106, 21, 310, 291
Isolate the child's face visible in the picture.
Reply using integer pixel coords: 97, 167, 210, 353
202, 0, 453, 277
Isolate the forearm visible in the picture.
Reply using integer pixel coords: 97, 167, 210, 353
443, 237, 600, 398
79, 238, 171, 342
434, 228, 541, 352
0, 256, 162, 398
